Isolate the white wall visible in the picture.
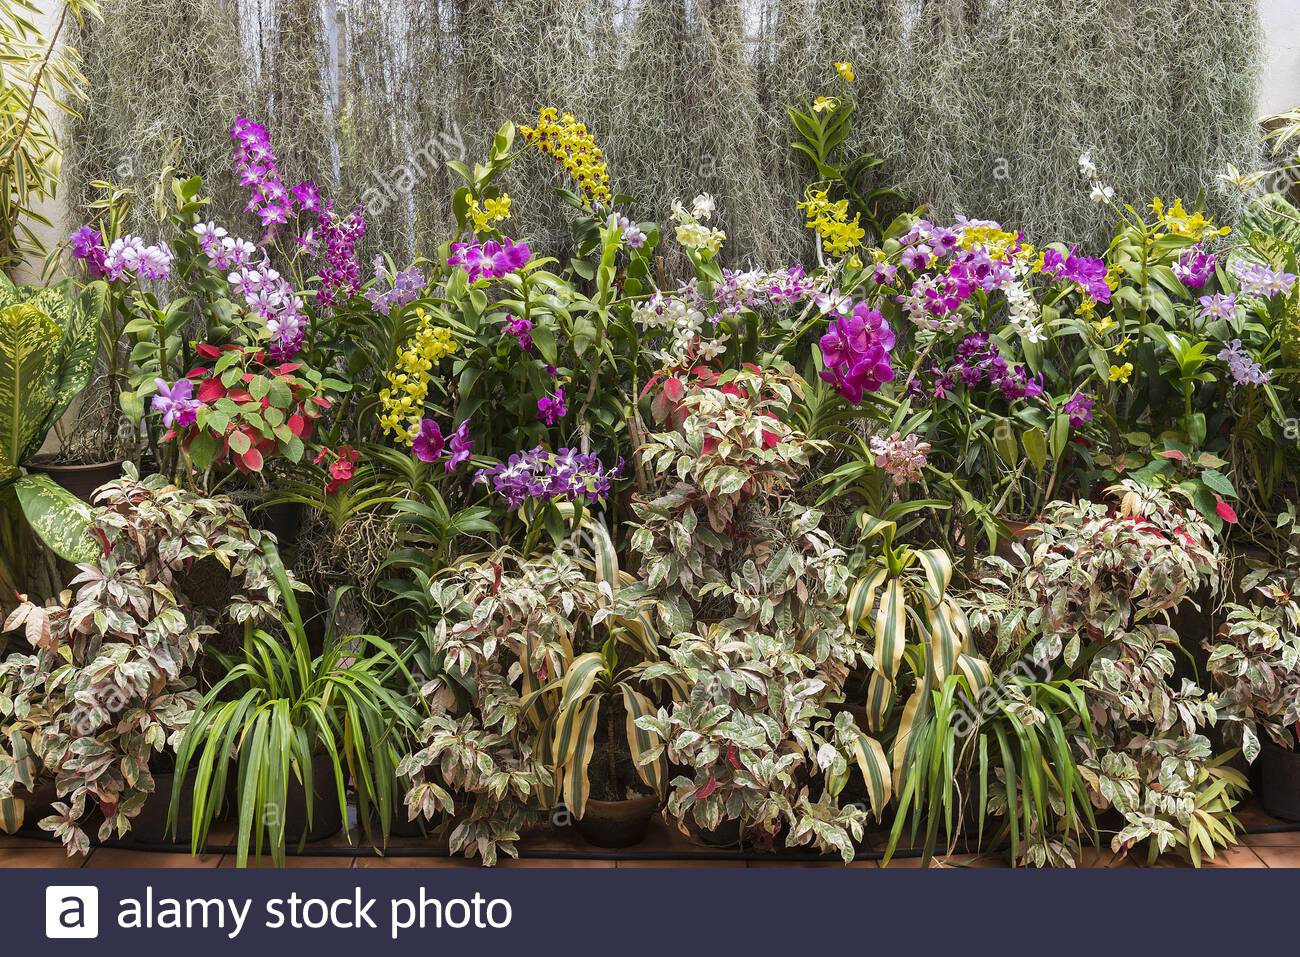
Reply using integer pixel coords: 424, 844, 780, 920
1261, 0, 1300, 114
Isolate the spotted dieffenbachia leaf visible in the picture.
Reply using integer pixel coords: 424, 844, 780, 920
12, 473, 99, 563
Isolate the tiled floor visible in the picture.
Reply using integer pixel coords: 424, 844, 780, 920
2, 803, 1296, 868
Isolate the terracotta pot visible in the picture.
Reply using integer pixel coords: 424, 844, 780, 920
24, 458, 124, 503
576, 794, 659, 849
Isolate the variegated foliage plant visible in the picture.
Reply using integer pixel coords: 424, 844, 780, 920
965, 481, 1244, 866
0, 468, 287, 852
624, 370, 888, 860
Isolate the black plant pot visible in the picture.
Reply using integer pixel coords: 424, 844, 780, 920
1259, 740, 1300, 822
24, 458, 124, 503
576, 795, 659, 849
251, 502, 304, 548
129, 771, 194, 846
281, 753, 345, 843
694, 818, 744, 849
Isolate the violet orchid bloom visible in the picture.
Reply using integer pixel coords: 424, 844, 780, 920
412, 419, 445, 463
445, 420, 474, 472
70, 226, 108, 277
503, 314, 534, 352
537, 386, 568, 425
818, 304, 896, 404
151, 377, 202, 429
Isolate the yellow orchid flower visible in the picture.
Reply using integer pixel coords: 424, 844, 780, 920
813, 96, 839, 113
834, 61, 855, 83
1109, 362, 1133, 383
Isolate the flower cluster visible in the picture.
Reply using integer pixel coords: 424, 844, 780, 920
607, 212, 647, 249
364, 259, 425, 315
714, 265, 816, 317
1199, 293, 1237, 323
797, 187, 864, 257
475, 447, 620, 510
194, 222, 256, 271
224, 255, 308, 361
1233, 261, 1298, 299
69, 226, 107, 276
1218, 339, 1271, 386
633, 293, 728, 366
314, 203, 367, 308
378, 308, 458, 442
672, 193, 726, 256
229, 117, 319, 229
502, 314, 533, 352
915, 332, 1045, 403
1063, 391, 1095, 427
817, 303, 896, 404
519, 108, 612, 206
1151, 196, 1230, 243
536, 386, 567, 425
1039, 247, 1111, 303
76, 233, 174, 282
314, 444, 360, 495
411, 418, 474, 472
1173, 245, 1216, 289
448, 238, 532, 283
870, 432, 930, 485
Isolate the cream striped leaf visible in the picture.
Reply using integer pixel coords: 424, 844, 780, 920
846, 567, 888, 629
562, 696, 602, 818
584, 518, 619, 593
850, 729, 891, 820
874, 579, 906, 679
892, 689, 926, 794
0, 796, 23, 834
558, 652, 605, 712
915, 548, 953, 608
957, 653, 994, 699
856, 512, 896, 541
865, 669, 894, 732
619, 685, 664, 794
925, 600, 962, 683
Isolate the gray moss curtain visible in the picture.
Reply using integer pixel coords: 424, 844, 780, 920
68, 0, 1262, 267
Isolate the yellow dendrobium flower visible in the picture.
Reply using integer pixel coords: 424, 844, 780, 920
1108, 362, 1133, 383
959, 224, 1020, 261
797, 187, 865, 258
467, 193, 511, 234
520, 108, 612, 207
834, 61, 855, 83
378, 307, 458, 444
813, 96, 839, 113
1149, 196, 1228, 242
1089, 313, 1116, 337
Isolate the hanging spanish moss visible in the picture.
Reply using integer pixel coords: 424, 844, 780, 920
66, 0, 1263, 264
